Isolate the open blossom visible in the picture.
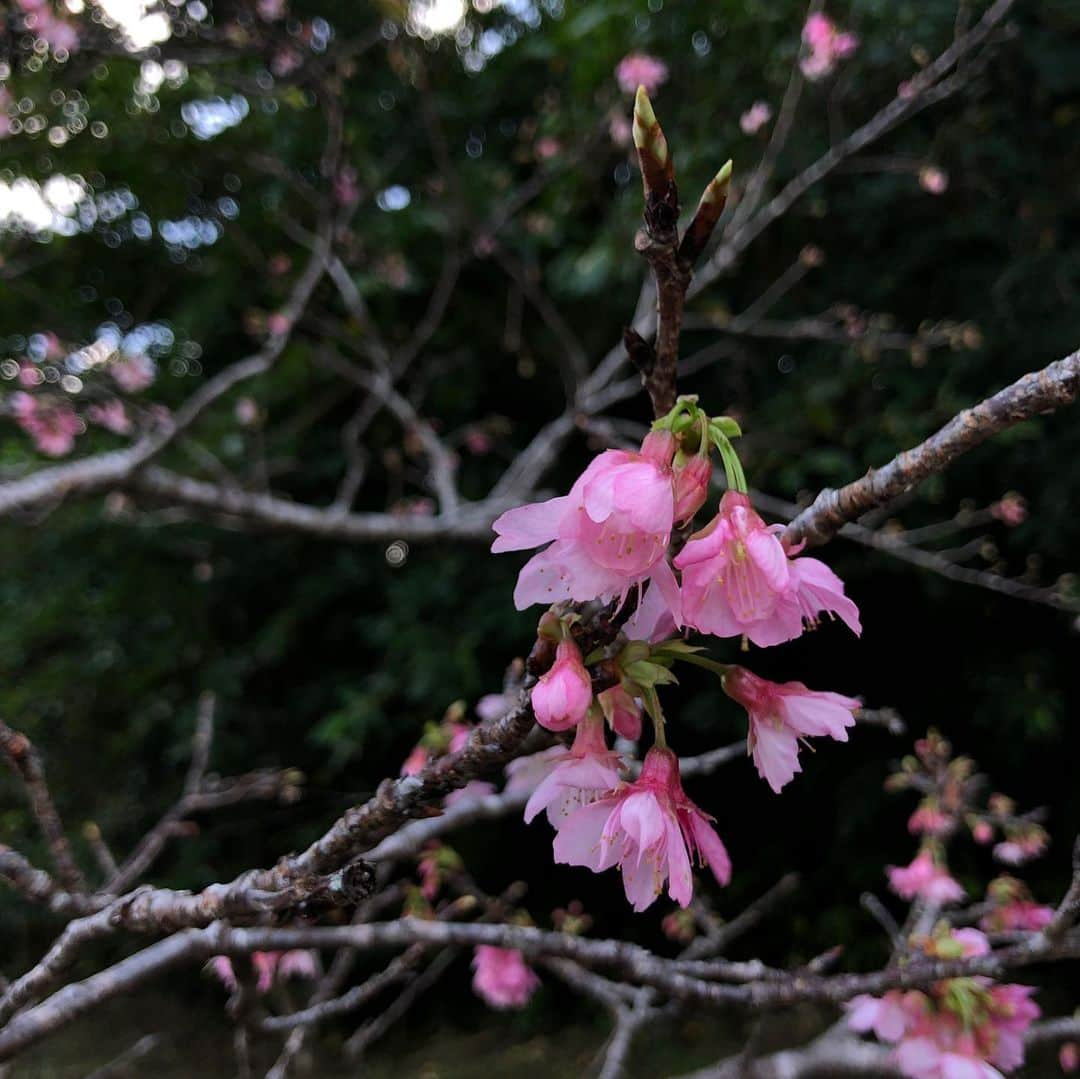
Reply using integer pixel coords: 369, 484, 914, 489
597, 684, 643, 741
110, 354, 155, 393
531, 639, 592, 732
504, 745, 569, 796
10, 393, 82, 457
524, 711, 622, 829
887, 849, 965, 904
615, 52, 668, 96
554, 747, 731, 912
471, 946, 540, 1010
739, 101, 773, 135
993, 831, 1046, 866
722, 667, 858, 793
979, 899, 1053, 934
674, 490, 860, 648
800, 12, 858, 80
492, 431, 680, 611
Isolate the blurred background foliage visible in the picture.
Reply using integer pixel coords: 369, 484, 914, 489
1, 0, 1079, 1068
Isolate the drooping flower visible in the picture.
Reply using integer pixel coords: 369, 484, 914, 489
800, 12, 859, 81
504, 745, 569, 796
597, 684, 643, 741
672, 455, 713, 525
524, 711, 623, 829
739, 101, 773, 135
553, 746, 731, 912
615, 53, 669, 96
531, 639, 593, 732
471, 946, 541, 1010
722, 666, 859, 793
674, 490, 860, 648
492, 431, 679, 611
887, 850, 965, 905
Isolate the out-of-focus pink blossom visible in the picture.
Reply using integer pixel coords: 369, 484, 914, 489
609, 110, 632, 147
597, 684, 643, 741
19, 1, 80, 53
476, 692, 514, 722
990, 494, 1027, 527
800, 12, 858, 81
675, 490, 861, 647
535, 137, 561, 160
87, 400, 131, 436
464, 429, 493, 455
554, 746, 731, 912
252, 951, 279, 994
272, 48, 303, 77
972, 820, 994, 845
918, 166, 949, 195
740, 101, 773, 135
266, 311, 292, 337
17, 362, 42, 388
257, 0, 287, 21
401, 744, 429, 777
898, 80, 917, 100
979, 899, 1054, 934
276, 950, 318, 982
471, 946, 540, 1010
492, 431, 679, 611
848, 990, 921, 1043
110, 355, 155, 393
531, 639, 593, 732
908, 803, 954, 837
444, 780, 497, 808
886, 849, 965, 905
334, 167, 359, 206
524, 711, 622, 829
993, 831, 1046, 866
268, 253, 292, 276
722, 666, 858, 793
208, 956, 238, 992
1061, 1043, 1080, 1074
10, 393, 82, 457
615, 52, 668, 96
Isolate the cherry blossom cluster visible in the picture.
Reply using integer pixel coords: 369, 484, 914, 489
800, 11, 859, 81
489, 398, 861, 912
209, 950, 318, 995
848, 927, 1040, 1078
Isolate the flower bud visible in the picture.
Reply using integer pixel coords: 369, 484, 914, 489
531, 640, 592, 731
673, 455, 712, 524
597, 685, 642, 741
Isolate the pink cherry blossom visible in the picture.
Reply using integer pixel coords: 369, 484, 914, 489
978, 899, 1053, 934
252, 951, 279, 993
110, 354, 155, 393
87, 400, 131, 436
444, 780, 497, 808
739, 101, 773, 135
990, 494, 1026, 527
919, 166, 949, 196
10, 393, 82, 457
553, 747, 731, 912
848, 990, 921, 1043
887, 850, 965, 905
800, 12, 858, 81
535, 136, 561, 160
597, 684, 643, 741
993, 831, 1046, 866
908, 804, 955, 837
722, 666, 859, 793
19, 2, 80, 53
615, 53, 669, 96
471, 946, 540, 1010
674, 490, 860, 648
334, 167, 359, 206
257, 0, 287, 21
673, 456, 712, 524
1061, 1043, 1079, 1074
400, 744, 428, 777
531, 639, 592, 732
266, 312, 292, 336
276, 949, 318, 981
524, 711, 622, 829
972, 820, 994, 845
492, 431, 679, 611
504, 745, 569, 796
17, 362, 42, 388
476, 691, 515, 721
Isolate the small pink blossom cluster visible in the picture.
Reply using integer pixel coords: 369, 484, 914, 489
110, 354, 156, 394
978, 876, 1053, 934
471, 946, 540, 1009
9, 393, 82, 457
800, 12, 858, 81
16, 0, 80, 54
848, 930, 1039, 1078
739, 101, 773, 135
400, 713, 472, 777
887, 849, 965, 905
209, 950, 318, 994
615, 53, 669, 96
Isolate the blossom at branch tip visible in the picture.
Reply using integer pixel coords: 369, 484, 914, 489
887, 849, 965, 905
615, 53, 669, 96
674, 490, 860, 648
800, 12, 858, 81
597, 684, 643, 741
531, 639, 592, 732
491, 431, 679, 611
471, 946, 540, 1009
524, 711, 623, 829
721, 666, 859, 793
554, 746, 731, 912
10, 393, 82, 457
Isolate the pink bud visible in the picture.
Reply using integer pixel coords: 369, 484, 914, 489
673, 456, 712, 524
1060, 1042, 1079, 1073
531, 640, 592, 731
597, 685, 642, 741
972, 820, 994, 845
